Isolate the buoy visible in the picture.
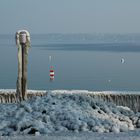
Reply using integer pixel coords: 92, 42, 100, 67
50, 66, 54, 81
121, 58, 125, 64
108, 79, 111, 83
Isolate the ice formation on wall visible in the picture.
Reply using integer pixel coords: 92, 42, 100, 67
0, 91, 140, 136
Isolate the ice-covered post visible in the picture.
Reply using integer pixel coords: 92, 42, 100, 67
15, 30, 31, 101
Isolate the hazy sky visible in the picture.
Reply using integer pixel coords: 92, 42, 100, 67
0, 0, 140, 34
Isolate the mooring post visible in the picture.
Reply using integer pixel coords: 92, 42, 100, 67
15, 30, 30, 102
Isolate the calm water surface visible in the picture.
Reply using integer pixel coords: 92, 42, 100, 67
0, 34, 140, 91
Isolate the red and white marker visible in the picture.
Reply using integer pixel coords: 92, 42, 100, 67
50, 66, 54, 81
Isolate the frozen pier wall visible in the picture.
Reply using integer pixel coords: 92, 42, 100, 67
0, 90, 140, 112
88, 91, 140, 112
51, 90, 140, 112
89, 93, 140, 112
0, 89, 46, 103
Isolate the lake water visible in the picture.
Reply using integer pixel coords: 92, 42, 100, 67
0, 34, 140, 91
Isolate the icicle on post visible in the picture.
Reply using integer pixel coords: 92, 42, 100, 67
15, 30, 31, 101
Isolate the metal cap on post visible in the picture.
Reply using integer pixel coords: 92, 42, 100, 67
19, 31, 27, 45
15, 30, 30, 102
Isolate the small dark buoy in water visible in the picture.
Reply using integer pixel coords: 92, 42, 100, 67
121, 58, 125, 64
50, 66, 54, 81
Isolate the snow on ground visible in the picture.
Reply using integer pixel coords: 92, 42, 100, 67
1, 130, 140, 140
0, 90, 140, 137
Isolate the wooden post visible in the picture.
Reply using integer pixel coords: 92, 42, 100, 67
15, 30, 30, 102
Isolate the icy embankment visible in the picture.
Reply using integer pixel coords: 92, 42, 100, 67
0, 91, 140, 136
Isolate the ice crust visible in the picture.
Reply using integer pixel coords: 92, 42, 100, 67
0, 90, 140, 136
